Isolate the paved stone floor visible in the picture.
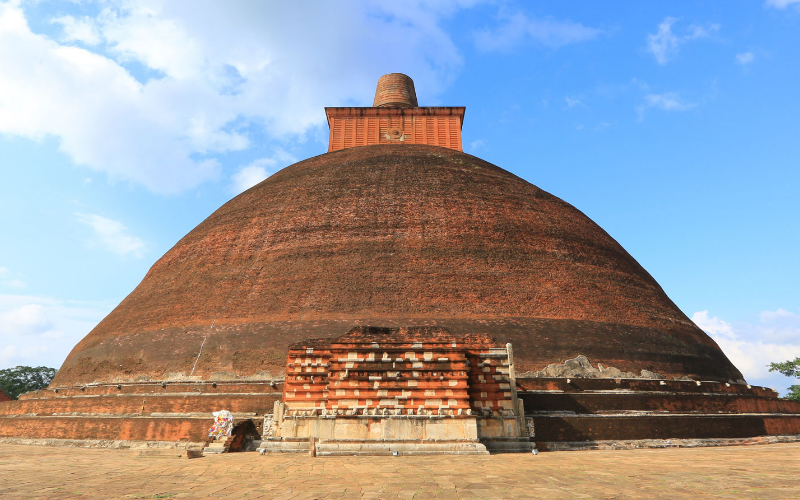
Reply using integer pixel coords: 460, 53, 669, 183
0, 442, 798, 499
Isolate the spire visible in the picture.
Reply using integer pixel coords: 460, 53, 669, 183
326, 73, 464, 152
373, 73, 418, 108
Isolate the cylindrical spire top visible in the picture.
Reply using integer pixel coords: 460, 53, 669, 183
373, 73, 418, 108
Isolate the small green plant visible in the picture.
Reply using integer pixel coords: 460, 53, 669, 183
768, 357, 800, 402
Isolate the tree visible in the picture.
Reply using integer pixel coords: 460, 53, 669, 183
0, 366, 57, 400
768, 357, 800, 402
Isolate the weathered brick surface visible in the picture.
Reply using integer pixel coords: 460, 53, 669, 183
19, 381, 284, 399
0, 389, 10, 403
0, 416, 211, 442
373, 73, 418, 108
326, 107, 465, 152
0, 380, 278, 443
522, 392, 800, 415
516, 377, 777, 396
0, 393, 279, 417
532, 415, 800, 446
52, 145, 743, 387
282, 326, 514, 415
518, 377, 800, 444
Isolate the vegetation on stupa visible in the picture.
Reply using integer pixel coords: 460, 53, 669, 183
768, 357, 800, 402
0, 366, 57, 400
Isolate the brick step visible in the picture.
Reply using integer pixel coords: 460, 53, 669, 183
19, 381, 284, 399
0, 415, 214, 442
516, 378, 776, 397
520, 392, 800, 415
530, 414, 800, 446
537, 434, 800, 451
0, 393, 280, 416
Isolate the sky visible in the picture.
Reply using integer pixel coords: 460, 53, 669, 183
0, 0, 799, 395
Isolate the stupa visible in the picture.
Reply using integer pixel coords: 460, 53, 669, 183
1, 74, 798, 453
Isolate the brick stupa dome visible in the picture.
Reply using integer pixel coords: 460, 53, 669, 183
10, 74, 799, 452
53, 142, 743, 386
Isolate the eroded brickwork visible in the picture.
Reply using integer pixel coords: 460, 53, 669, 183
261, 327, 533, 454
281, 326, 514, 417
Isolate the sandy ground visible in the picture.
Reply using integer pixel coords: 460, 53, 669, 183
0, 442, 798, 499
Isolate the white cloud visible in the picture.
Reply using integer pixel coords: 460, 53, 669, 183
594, 121, 612, 131
636, 92, 695, 120
0, 3, 229, 194
765, 0, 800, 9
468, 139, 485, 152
693, 309, 800, 396
645, 17, 719, 65
474, 11, 601, 52
644, 92, 695, 111
736, 51, 754, 65
230, 149, 297, 194
51, 15, 101, 46
0, 304, 52, 336
564, 97, 584, 108
646, 18, 680, 65
0, 1, 476, 194
0, 266, 26, 289
686, 24, 720, 40
74, 212, 146, 258
0, 294, 114, 370
232, 164, 271, 194
6, 279, 25, 289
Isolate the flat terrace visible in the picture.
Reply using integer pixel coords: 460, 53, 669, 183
0, 441, 798, 499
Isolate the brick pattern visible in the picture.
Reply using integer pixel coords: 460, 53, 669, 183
51, 144, 745, 386
0, 381, 278, 443
326, 107, 464, 151
517, 376, 800, 446
531, 415, 800, 447
281, 326, 514, 417
373, 73, 418, 108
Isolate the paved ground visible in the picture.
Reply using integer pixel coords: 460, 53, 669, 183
0, 442, 798, 499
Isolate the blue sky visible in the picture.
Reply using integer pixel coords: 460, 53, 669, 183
1, 0, 798, 394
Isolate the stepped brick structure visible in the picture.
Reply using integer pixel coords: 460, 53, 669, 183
1, 73, 798, 453
262, 326, 532, 455
0, 389, 10, 403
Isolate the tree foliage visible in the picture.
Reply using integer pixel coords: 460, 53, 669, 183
768, 357, 800, 402
0, 366, 57, 400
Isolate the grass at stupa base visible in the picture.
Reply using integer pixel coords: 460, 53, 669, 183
0, 442, 797, 499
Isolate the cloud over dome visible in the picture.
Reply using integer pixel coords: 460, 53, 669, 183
0, 1, 474, 194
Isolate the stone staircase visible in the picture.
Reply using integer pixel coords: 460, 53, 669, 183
203, 436, 233, 455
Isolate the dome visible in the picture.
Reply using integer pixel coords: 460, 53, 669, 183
52, 144, 742, 386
